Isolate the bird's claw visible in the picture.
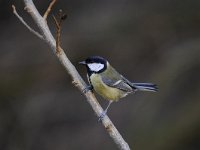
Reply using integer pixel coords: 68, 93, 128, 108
98, 110, 107, 122
82, 85, 93, 93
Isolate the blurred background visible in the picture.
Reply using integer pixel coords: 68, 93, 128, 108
1, 0, 200, 150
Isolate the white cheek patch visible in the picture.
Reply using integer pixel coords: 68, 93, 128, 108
88, 63, 104, 72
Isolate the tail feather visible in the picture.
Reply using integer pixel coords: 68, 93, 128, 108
132, 83, 158, 92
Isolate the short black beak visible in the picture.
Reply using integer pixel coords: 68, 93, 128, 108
79, 61, 86, 65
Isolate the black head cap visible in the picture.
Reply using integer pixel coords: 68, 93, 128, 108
85, 56, 107, 64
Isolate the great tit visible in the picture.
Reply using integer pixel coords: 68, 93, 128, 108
80, 56, 157, 119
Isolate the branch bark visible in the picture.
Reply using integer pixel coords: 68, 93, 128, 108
13, 0, 131, 149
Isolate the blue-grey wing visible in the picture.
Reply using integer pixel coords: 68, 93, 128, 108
101, 76, 133, 93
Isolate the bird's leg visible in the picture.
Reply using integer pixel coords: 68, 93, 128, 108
98, 101, 113, 121
82, 84, 93, 93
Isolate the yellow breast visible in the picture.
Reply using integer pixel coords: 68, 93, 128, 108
90, 74, 127, 101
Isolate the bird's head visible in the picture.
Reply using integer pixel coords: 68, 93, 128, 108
79, 56, 108, 74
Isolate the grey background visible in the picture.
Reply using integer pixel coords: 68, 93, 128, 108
1, 0, 200, 150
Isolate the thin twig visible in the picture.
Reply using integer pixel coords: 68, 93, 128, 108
52, 14, 61, 54
52, 15, 59, 28
14, 1, 131, 150
43, 0, 57, 20
12, 5, 44, 40
52, 10, 67, 54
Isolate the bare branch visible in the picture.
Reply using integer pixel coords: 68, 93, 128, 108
52, 15, 60, 54
52, 15, 59, 28
14, 0, 131, 150
12, 5, 44, 40
52, 10, 67, 54
52, 14, 60, 54
43, 0, 57, 20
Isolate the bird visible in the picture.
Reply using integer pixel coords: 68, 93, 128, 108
79, 56, 158, 120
